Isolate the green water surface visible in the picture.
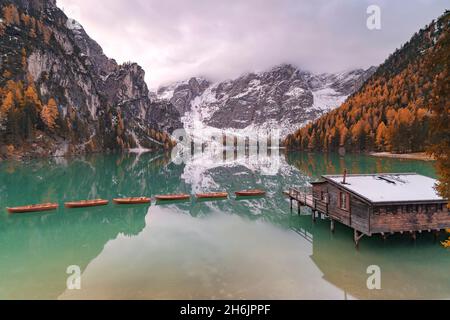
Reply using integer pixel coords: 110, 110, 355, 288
0, 151, 448, 299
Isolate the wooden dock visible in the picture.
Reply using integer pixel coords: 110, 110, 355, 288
286, 187, 328, 220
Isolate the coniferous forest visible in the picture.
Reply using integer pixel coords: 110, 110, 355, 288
0, 2, 175, 158
285, 11, 449, 199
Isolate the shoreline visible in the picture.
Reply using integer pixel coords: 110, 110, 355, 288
370, 152, 435, 161
1, 149, 437, 162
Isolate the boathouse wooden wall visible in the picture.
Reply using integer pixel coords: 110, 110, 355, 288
312, 183, 371, 234
370, 204, 450, 233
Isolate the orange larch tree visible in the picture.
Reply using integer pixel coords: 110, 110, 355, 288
40, 98, 59, 131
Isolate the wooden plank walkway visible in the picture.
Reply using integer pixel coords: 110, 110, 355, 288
286, 187, 327, 210
286, 188, 314, 207
285, 187, 329, 222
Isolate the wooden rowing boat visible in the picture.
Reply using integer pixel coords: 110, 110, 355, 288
235, 189, 266, 197
155, 194, 190, 201
7, 203, 58, 214
113, 197, 151, 205
196, 192, 229, 199
64, 199, 109, 208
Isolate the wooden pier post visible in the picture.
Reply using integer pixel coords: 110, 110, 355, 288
354, 229, 364, 248
433, 229, 440, 242
330, 219, 335, 233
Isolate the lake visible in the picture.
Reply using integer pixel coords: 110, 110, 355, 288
0, 151, 448, 299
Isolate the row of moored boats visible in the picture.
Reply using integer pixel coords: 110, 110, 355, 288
6, 189, 266, 214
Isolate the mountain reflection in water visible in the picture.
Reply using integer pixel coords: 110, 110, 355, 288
0, 151, 448, 299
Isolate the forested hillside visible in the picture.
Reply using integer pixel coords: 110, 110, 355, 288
425, 12, 449, 200
0, 0, 178, 159
285, 11, 448, 154
285, 11, 449, 199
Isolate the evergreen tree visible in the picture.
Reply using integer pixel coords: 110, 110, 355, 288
40, 98, 59, 131
425, 12, 450, 201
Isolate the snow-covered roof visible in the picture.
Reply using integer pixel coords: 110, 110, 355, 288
322, 173, 446, 204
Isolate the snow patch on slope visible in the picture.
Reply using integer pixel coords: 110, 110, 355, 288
157, 66, 375, 139
311, 88, 348, 112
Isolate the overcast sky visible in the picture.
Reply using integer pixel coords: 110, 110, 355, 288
57, 0, 448, 89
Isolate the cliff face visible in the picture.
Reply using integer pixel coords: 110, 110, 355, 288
0, 0, 181, 159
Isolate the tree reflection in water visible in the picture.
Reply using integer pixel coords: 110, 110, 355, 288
0, 151, 447, 300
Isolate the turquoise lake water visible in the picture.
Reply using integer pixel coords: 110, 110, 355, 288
0, 151, 448, 299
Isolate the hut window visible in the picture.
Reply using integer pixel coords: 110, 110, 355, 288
321, 191, 328, 203
339, 192, 348, 211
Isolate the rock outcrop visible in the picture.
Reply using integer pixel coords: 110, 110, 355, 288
157, 64, 376, 136
0, 0, 181, 158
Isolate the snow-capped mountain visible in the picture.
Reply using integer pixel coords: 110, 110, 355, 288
157, 64, 376, 137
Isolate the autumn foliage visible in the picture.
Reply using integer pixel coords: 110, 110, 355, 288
2, 4, 20, 26
286, 12, 448, 152
424, 13, 450, 203
40, 98, 59, 130
285, 64, 435, 153
0, 5, 173, 154
285, 11, 449, 199
0, 80, 54, 142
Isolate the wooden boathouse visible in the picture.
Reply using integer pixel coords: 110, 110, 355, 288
288, 172, 449, 247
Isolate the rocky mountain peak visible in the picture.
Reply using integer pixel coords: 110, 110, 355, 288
156, 64, 376, 137
67, 18, 118, 78
156, 76, 211, 115
263, 63, 299, 80
187, 77, 209, 96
